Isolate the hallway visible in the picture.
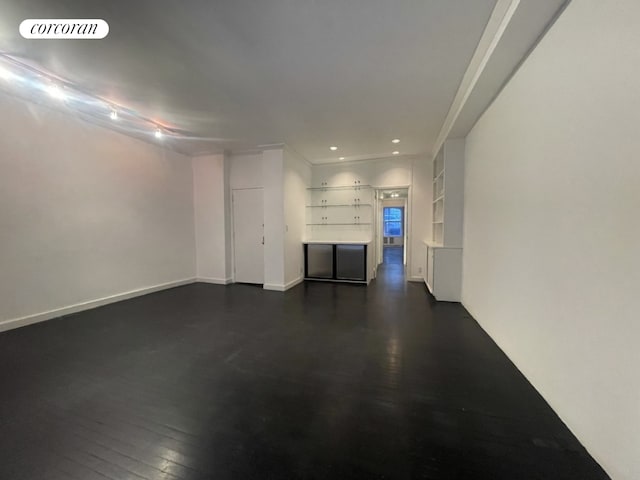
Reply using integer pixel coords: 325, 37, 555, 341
379, 245, 406, 288
382, 245, 404, 265
0, 278, 608, 479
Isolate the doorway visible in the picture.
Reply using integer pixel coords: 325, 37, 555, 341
375, 188, 409, 274
232, 188, 264, 284
383, 205, 404, 265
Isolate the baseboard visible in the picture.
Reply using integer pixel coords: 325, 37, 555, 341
284, 276, 304, 290
0, 277, 197, 333
263, 277, 303, 292
197, 277, 233, 285
425, 279, 434, 294
407, 276, 424, 283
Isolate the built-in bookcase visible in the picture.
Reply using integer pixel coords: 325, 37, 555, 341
426, 139, 464, 301
432, 149, 445, 244
431, 142, 463, 246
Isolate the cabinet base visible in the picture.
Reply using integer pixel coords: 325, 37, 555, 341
304, 277, 368, 285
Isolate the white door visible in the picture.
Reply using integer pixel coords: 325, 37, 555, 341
232, 188, 264, 284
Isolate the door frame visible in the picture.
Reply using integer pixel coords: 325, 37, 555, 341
374, 185, 411, 271
230, 187, 264, 284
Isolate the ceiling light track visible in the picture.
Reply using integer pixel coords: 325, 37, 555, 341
0, 52, 184, 141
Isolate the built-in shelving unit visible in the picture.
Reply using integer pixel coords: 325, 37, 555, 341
306, 204, 373, 208
306, 182, 373, 227
304, 179, 375, 282
425, 139, 465, 302
307, 223, 372, 226
307, 183, 372, 191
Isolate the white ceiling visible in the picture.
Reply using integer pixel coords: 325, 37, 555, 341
0, 0, 566, 162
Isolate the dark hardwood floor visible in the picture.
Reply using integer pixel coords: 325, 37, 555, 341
383, 245, 404, 266
0, 266, 609, 479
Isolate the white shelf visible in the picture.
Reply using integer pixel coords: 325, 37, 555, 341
308, 184, 372, 191
306, 204, 372, 208
427, 140, 464, 302
306, 180, 374, 240
307, 223, 372, 226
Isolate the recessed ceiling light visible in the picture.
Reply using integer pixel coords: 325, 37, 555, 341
47, 84, 65, 100
155, 128, 163, 139
392, 139, 400, 144
110, 109, 118, 120
339, 157, 345, 160
330, 146, 337, 151
392, 151, 399, 155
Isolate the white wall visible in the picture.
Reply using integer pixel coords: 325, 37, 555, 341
228, 153, 431, 287
284, 148, 311, 288
262, 148, 286, 290
311, 156, 431, 280
0, 93, 196, 331
228, 149, 291, 290
193, 153, 232, 284
312, 156, 413, 188
410, 157, 431, 280
229, 152, 263, 189
462, 2, 640, 479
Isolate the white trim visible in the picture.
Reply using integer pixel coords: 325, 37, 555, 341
425, 279, 434, 294
407, 276, 424, 283
284, 276, 304, 290
197, 277, 233, 285
263, 276, 304, 292
432, 0, 520, 157
228, 147, 265, 156
256, 143, 285, 151
282, 144, 313, 169
190, 151, 225, 159
0, 278, 197, 333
